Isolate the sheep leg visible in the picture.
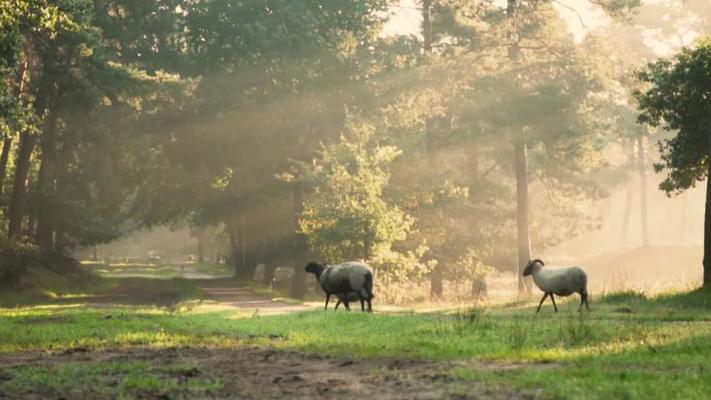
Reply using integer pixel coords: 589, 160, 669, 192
536, 293, 548, 313
335, 298, 342, 310
357, 292, 365, 312
324, 293, 331, 310
580, 291, 590, 311
341, 292, 351, 311
550, 294, 558, 312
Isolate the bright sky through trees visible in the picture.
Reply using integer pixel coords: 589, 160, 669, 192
383, 0, 700, 54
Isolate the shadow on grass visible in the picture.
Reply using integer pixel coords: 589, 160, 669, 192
0, 277, 202, 309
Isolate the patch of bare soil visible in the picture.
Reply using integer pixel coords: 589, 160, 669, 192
196, 279, 313, 314
0, 347, 534, 399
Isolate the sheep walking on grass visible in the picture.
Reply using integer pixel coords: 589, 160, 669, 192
305, 261, 374, 312
333, 293, 360, 310
522, 259, 590, 313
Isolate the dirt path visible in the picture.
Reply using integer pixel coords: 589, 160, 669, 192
0, 347, 530, 399
191, 276, 313, 314
179, 265, 218, 280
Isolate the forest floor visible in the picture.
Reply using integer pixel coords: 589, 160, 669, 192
1, 263, 711, 399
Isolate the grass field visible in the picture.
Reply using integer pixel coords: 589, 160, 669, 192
1, 266, 711, 399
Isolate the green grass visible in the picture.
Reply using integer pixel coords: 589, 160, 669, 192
0, 264, 203, 309
0, 265, 116, 307
2, 360, 222, 399
1, 283, 711, 399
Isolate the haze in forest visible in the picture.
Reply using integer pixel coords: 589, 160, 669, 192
2, 0, 710, 303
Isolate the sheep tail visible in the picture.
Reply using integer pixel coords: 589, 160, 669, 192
363, 272, 374, 300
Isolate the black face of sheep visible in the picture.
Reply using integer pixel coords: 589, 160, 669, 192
522, 259, 544, 276
304, 261, 374, 312
304, 261, 327, 277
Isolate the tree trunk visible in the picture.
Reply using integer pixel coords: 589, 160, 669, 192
226, 223, 243, 277
679, 191, 688, 243
422, 0, 432, 52
420, 0, 443, 299
290, 183, 308, 298
469, 145, 487, 299
515, 138, 532, 294
637, 135, 650, 247
619, 140, 634, 244
704, 140, 711, 288
506, 0, 529, 294
196, 228, 205, 263
233, 219, 255, 280
8, 132, 37, 239
0, 59, 29, 196
35, 111, 59, 251
619, 181, 633, 244
263, 262, 276, 286
0, 137, 13, 196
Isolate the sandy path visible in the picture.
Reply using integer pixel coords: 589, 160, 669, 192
175, 266, 314, 313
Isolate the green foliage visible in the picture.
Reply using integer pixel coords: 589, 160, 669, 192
636, 37, 711, 194
297, 117, 422, 284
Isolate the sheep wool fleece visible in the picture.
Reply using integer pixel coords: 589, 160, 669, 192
320, 262, 373, 297
533, 266, 587, 296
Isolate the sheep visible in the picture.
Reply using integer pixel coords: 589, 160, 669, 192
522, 259, 590, 313
333, 293, 360, 310
305, 261, 374, 312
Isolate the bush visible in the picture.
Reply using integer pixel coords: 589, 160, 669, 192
0, 239, 40, 288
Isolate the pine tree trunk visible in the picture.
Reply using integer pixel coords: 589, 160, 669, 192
0, 137, 12, 196
619, 140, 634, 244
35, 111, 58, 251
506, 0, 529, 294
196, 228, 205, 263
1, 59, 29, 196
515, 138, 532, 294
679, 191, 688, 243
469, 145, 486, 299
703, 140, 711, 288
619, 181, 633, 244
422, 0, 432, 52
8, 132, 37, 239
421, 0, 443, 299
227, 223, 240, 277
637, 136, 650, 247
233, 219, 256, 280
290, 184, 307, 298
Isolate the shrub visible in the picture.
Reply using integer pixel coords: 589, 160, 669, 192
0, 239, 40, 288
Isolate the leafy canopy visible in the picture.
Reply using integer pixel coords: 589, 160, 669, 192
636, 37, 711, 194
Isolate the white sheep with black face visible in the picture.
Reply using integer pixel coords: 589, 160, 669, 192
522, 259, 590, 312
305, 261, 374, 312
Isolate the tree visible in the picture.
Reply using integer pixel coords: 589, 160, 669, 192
297, 117, 413, 264
636, 37, 711, 287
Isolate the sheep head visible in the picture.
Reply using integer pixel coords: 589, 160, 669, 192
522, 259, 545, 276
304, 261, 326, 277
